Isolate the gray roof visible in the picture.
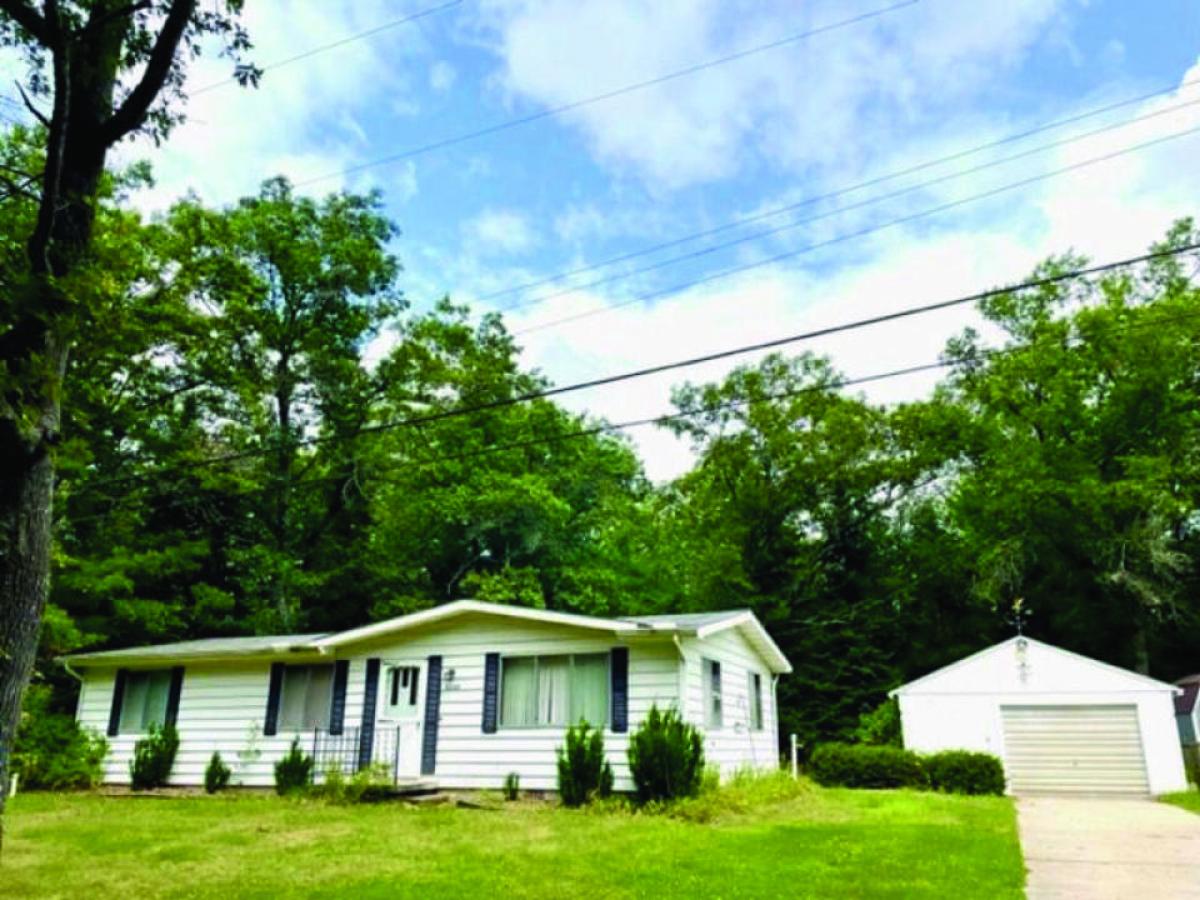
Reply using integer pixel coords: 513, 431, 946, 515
64, 633, 328, 664
622, 610, 751, 629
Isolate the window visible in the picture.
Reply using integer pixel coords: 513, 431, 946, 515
386, 665, 421, 717
278, 664, 334, 731
119, 670, 173, 733
749, 672, 764, 731
499, 653, 608, 728
705, 659, 722, 729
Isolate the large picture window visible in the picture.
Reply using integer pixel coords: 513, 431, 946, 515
119, 670, 173, 734
499, 653, 609, 728
278, 664, 334, 731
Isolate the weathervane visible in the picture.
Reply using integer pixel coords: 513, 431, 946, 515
1009, 597, 1031, 683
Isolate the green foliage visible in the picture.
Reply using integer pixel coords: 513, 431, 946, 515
556, 720, 614, 807
129, 724, 180, 790
11, 687, 108, 791
314, 763, 393, 804
853, 697, 902, 747
663, 770, 811, 824
204, 752, 232, 794
626, 705, 705, 803
923, 751, 1006, 796
273, 739, 314, 796
809, 743, 928, 790
503, 771, 520, 801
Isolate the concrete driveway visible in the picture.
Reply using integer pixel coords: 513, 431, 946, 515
1017, 796, 1200, 899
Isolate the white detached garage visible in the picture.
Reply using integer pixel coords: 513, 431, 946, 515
893, 637, 1188, 796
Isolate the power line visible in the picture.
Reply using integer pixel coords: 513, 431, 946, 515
191, 1, 463, 97
65, 302, 1200, 525
293, 0, 919, 187
74, 241, 1200, 493
479, 75, 1200, 305
497, 94, 1200, 314
514, 122, 1200, 335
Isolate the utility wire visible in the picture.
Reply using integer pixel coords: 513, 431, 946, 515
65, 301, 1200, 526
191, 1, 463, 97
293, 0, 918, 187
514, 123, 1200, 335
74, 241, 1200, 493
498, 94, 1200, 314
480, 75, 1200, 305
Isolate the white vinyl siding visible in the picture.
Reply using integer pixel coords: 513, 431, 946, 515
683, 630, 779, 776
118, 670, 172, 734
1001, 705, 1150, 795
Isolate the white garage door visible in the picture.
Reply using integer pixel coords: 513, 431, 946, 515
1000, 705, 1149, 795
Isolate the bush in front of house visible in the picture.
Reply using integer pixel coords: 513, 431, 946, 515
503, 771, 520, 801
627, 704, 706, 803
556, 719, 613, 807
853, 697, 902, 747
204, 751, 232, 794
130, 723, 180, 790
314, 763, 394, 804
809, 742, 928, 790
12, 687, 109, 790
274, 738, 314, 795
924, 750, 1006, 796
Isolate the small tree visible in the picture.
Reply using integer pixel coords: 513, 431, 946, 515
204, 752, 232, 794
274, 738, 314, 795
627, 705, 705, 803
853, 697, 902, 747
556, 720, 613, 807
129, 724, 180, 790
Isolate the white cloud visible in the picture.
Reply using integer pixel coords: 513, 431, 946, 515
473, 0, 1071, 190
430, 60, 458, 92
464, 208, 540, 254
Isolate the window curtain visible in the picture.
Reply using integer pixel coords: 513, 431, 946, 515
569, 654, 608, 725
537, 656, 569, 725
304, 666, 334, 729
119, 670, 172, 733
500, 657, 536, 726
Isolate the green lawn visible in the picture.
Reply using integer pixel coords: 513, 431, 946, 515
4, 783, 1024, 899
1161, 790, 1200, 815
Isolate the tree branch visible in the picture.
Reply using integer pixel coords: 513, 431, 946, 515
98, 0, 195, 144
13, 81, 48, 127
83, 0, 152, 34
0, 0, 51, 45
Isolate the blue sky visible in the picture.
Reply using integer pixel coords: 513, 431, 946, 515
108, 0, 1200, 478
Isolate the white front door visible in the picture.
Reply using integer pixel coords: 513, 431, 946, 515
378, 660, 426, 779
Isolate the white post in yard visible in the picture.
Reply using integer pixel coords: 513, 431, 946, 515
790, 733, 799, 779
8, 771, 18, 798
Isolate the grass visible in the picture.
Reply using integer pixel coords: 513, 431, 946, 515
4, 777, 1024, 899
1161, 789, 1200, 815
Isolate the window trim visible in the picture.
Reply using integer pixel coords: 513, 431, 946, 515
704, 658, 723, 730
117, 669, 173, 735
497, 652, 611, 731
277, 663, 336, 733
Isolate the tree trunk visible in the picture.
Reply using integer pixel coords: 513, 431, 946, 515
0, 341, 64, 855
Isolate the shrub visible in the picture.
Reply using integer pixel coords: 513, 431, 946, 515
627, 704, 705, 803
130, 723, 180, 790
12, 687, 109, 790
556, 720, 613, 807
204, 752, 232, 794
314, 762, 393, 803
809, 742, 927, 789
274, 738, 314, 795
667, 769, 810, 823
924, 750, 1005, 796
853, 697, 902, 747
503, 771, 520, 801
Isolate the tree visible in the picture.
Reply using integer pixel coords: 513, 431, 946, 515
0, 0, 253, 849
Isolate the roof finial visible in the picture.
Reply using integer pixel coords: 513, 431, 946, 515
1008, 596, 1030, 637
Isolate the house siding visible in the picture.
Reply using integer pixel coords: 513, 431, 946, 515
681, 628, 779, 775
75, 610, 785, 791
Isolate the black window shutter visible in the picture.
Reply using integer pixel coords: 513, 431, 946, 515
611, 647, 629, 733
357, 658, 381, 770
421, 655, 443, 776
264, 662, 285, 736
482, 652, 500, 734
164, 666, 185, 728
107, 668, 128, 737
328, 660, 350, 736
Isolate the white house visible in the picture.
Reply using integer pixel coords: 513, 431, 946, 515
892, 636, 1188, 796
62, 600, 791, 792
